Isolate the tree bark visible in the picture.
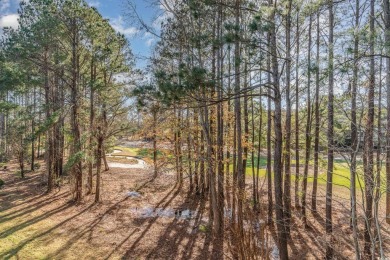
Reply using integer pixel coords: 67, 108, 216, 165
95, 134, 103, 203
270, 0, 288, 257
350, 0, 361, 257
312, 10, 320, 212
294, 10, 301, 209
283, 0, 292, 234
153, 109, 158, 178
302, 14, 313, 227
384, 0, 390, 225
326, 2, 335, 258
87, 41, 95, 194
70, 17, 83, 203
363, 0, 375, 256
216, 1, 224, 236
266, 36, 273, 225
234, 0, 244, 235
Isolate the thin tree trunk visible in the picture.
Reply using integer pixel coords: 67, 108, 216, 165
270, 0, 288, 257
256, 94, 263, 209
31, 86, 36, 172
384, 0, 390, 225
153, 109, 158, 178
71, 18, 82, 202
216, 1, 224, 236
103, 148, 109, 171
326, 2, 335, 258
312, 10, 320, 212
243, 61, 249, 185
37, 111, 41, 160
200, 127, 205, 196
350, 0, 361, 257
266, 38, 273, 225
87, 42, 95, 194
374, 56, 384, 259
251, 83, 257, 211
226, 47, 232, 209
302, 14, 313, 227
194, 109, 200, 194
363, 0, 375, 256
44, 50, 54, 193
178, 109, 183, 187
234, 0, 244, 235
95, 134, 103, 203
294, 10, 301, 209
283, 0, 292, 234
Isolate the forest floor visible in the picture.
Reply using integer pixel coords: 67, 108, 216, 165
0, 149, 390, 259
0, 159, 222, 260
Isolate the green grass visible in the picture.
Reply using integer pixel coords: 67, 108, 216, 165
244, 158, 365, 189
245, 156, 268, 168
113, 146, 173, 164
137, 148, 164, 158
0, 207, 111, 259
114, 147, 363, 189
113, 146, 140, 157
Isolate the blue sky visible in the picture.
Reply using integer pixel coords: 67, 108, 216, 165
0, 0, 162, 68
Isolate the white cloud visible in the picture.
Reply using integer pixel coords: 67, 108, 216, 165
109, 16, 138, 38
146, 38, 154, 47
0, 0, 11, 12
0, 14, 19, 29
152, 15, 165, 30
152, 1, 174, 30
142, 32, 152, 39
87, 0, 100, 8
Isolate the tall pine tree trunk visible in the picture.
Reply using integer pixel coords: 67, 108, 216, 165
283, 0, 292, 234
350, 0, 360, 257
302, 15, 313, 226
234, 0, 244, 235
363, 0, 375, 256
71, 18, 83, 202
312, 11, 320, 212
270, 0, 288, 257
384, 0, 390, 225
294, 10, 301, 209
326, 2, 335, 258
266, 37, 273, 225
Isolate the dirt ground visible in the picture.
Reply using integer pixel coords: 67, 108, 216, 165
1, 159, 390, 259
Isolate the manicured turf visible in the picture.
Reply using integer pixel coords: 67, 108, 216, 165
115, 147, 370, 189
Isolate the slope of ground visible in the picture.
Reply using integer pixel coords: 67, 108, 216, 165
0, 154, 389, 259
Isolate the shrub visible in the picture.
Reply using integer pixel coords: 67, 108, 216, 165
34, 162, 41, 170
